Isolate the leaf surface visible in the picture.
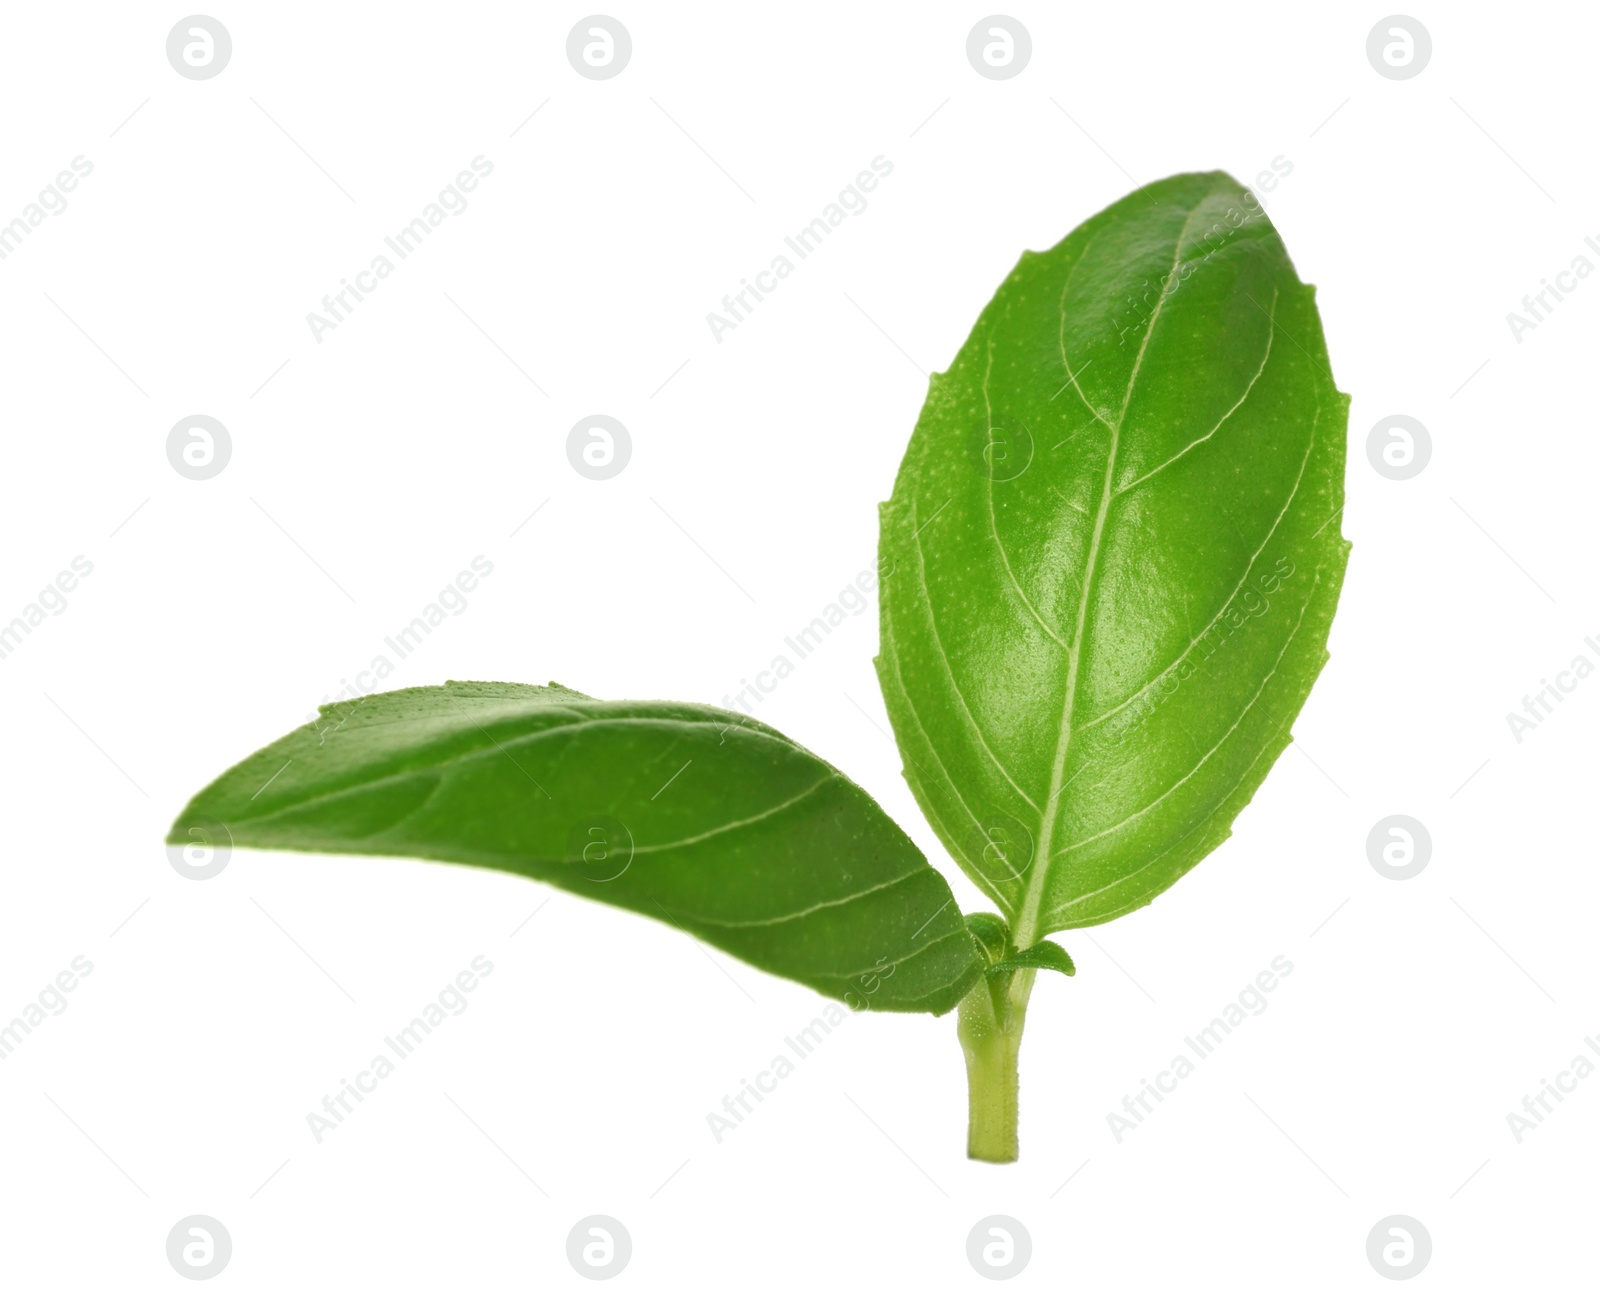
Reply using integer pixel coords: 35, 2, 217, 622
988, 941, 1076, 978
963, 912, 1011, 964
169, 681, 981, 1013
876, 172, 1350, 945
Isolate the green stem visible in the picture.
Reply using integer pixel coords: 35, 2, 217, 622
957, 968, 1035, 1163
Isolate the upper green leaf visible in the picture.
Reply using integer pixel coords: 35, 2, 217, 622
876, 171, 1350, 947
169, 681, 981, 1014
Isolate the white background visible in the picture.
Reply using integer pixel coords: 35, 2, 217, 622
1, 2, 1594, 1290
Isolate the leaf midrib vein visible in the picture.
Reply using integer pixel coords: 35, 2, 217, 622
1112, 284, 1278, 498
223, 715, 802, 828
1014, 188, 1218, 947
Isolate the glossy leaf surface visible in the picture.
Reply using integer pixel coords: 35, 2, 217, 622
989, 941, 1076, 979
877, 172, 1349, 945
170, 682, 982, 1013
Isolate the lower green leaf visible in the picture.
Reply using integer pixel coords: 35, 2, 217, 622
168, 681, 981, 1014
964, 911, 1011, 964
988, 940, 1076, 978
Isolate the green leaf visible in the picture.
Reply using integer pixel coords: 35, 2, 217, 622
988, 940, 1075, 978
169, 681, 981, 1014
964, 911, 1011, 965
961, 913, 1073, 978
876, 171, 1350, 947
